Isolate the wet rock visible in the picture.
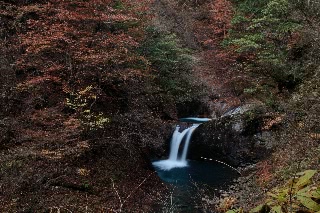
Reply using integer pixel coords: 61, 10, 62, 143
189, 107, 275, 166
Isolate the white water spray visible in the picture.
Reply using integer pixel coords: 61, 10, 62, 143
152, 123, 200, 171
181, 124, 199, 162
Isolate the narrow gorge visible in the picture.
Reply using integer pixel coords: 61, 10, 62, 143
0, 0, 319, 212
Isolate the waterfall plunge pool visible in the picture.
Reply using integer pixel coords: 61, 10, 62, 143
151, 118, 239, 212
152, 159, 239, 212
154, 159, 238, 187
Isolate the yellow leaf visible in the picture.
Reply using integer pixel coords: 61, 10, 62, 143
296, 170, 317, 188
297, 195, 320, 211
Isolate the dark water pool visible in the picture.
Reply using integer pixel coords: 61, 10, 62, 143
152, 160, 239, 212
155, 160, 237, 186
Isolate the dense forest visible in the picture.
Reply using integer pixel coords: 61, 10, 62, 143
0, 0, 319, 212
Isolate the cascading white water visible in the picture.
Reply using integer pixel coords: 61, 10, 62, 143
168, 127, 190, 161
152, 124, 200, 171
181, 124, 199, 163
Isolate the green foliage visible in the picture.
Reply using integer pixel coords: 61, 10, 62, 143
252, 170, 319, 212
243, 87, 258, 94
229, 0, 301, 54
141, 28, 193, 76
227, 209, 243, 213
140, 27, 202, 103
249, 204, 266, 213
232, 0, 268, 14
227, 0, 302, 97
66, 86, 110, 131
230, 34, 263, 53
113, 0, 125, 10
227, 170, 319, 212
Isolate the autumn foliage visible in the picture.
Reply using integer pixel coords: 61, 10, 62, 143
0, 1, 168, 211
13, 0, 153, 115
190, 0, 240, 114
210, 0, 233, 39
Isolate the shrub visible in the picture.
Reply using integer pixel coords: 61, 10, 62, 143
225, 0, 302, 98
66, 86, 110, 131
140, 27, 204, 103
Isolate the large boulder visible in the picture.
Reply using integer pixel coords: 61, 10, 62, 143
189, 107, 276, 166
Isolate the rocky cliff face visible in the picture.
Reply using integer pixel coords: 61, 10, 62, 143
189, 108, 277, 166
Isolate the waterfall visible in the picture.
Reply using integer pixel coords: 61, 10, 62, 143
168, 126, 190, 161
181, 124, 199, 162
152, 123, 200, 171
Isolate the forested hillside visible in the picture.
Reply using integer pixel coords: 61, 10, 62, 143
0, 0, 319, 212
211, 0, 320, 211
0, 0, 203, 211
